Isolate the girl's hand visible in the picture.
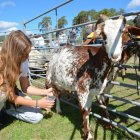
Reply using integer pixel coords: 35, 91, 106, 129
38, 97, 55, 110
44, 87, 58, 97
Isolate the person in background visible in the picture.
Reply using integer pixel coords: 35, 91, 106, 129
58, 31, 68, 47
82, 23, 94, 44
86, 24, 94, 37
0, 30, 56, 123
31, 34, 46, 52
133, 15, 140, 28
133, 15, 140, 67
68, 28, 76, 46
83, 14, 108, 45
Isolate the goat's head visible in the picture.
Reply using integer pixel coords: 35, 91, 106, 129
121, 25, 140, 63
95, 16, 126, 63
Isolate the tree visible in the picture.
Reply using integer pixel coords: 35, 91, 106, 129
38, 16, 52, 33
58, 16, 68, 29
127, 19, 134, 25
72, 8, 125, 42
73, 11, 89, 25
38, 16, 52, 44
88, 9, 98, 21
117, 8, 125, 15
98, 8, 117, 17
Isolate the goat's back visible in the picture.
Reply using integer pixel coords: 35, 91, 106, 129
46, 46, 110, 92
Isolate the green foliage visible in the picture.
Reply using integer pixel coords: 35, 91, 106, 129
98, 8, 117, 17
117, 8, 125, 15
72, 8, 125, 25
73, 10, 89, 25
38, 16, 52, 33
127, 20, 135, 25
38, 8, 127, 32
0, 35, 5, 42
58, 16, 68, 29
88, 9, 98, 21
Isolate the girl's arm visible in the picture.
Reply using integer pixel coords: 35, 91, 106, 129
10, 93, 54, 109
19, 76, 55, 96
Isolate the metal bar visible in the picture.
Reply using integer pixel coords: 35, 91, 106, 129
92, 113, 140, 137
30, 69, 45, 72
111, 11, 140, 19
31, 48, 55, 50
24, 0, 73, 25
76, 44, 102, 47
60, 98, 79, 109
60, 97, 140, 137
110, 81, 140, 90
29, 72, 46, 79
55, 9, 58, 29
114, 64, 140, 70
93, 103, 140, 122
24, 11, 140, 34
104, 93, 140, 107
29, 58, 48, 60
38, 11, 140, 36
29, 67, 46, 70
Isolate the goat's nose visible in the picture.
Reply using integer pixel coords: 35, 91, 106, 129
111, 53, 119, 59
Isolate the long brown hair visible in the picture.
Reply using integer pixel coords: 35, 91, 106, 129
0, 30, 32, 96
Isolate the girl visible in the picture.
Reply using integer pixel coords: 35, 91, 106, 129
0, 30, 55, 123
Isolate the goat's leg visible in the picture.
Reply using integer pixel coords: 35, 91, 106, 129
78, 91, 94, 140
80, 107, 93, 140
56, 94, 62, 114
96, 84, 113, 129
96, 94, 109, 118
96, 95, 112, 129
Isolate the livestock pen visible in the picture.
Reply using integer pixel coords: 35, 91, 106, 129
27, 51, 140, 139
0, 2, 140, 139
23, 9, 140, 139
0, 62, 139, 140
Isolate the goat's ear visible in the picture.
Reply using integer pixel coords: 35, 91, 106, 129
95, 14, 108, 30
95, 23, 104, 37
100, 14, 109, 21
119, 15, 126, 24
124, 25, 140, 36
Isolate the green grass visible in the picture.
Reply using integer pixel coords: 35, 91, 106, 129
0, 57, 140, 140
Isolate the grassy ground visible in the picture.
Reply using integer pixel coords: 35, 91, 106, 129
0, 57, 140, 140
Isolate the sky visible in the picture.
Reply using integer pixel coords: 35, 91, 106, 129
0, 0, 140, 35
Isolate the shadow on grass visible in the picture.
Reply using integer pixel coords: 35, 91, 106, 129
50, 90, 140, 140
55, 95, 139, 140
0, 110, 16, 130
125, 72, 140, 82
93, 119, 137, 140
93, 120, 124, 140
92, 102, 140, 140
117, 106, 140, 124
59, 99, 83, 140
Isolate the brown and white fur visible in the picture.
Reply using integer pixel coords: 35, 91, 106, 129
46, 18, 126, 140
96, 25, 140, 124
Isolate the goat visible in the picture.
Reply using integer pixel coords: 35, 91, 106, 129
46, 17, 125, 140
96, 25, 140, 123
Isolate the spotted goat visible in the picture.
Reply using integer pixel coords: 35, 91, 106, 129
96, 25, 140, 122
46, 17, 126, 140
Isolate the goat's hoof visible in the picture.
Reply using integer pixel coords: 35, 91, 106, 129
81, 129, 93, 140
88, 138, 93, 140
56, 110, 62, 115
44, 111, 53, 118
103, 123, 113, 129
